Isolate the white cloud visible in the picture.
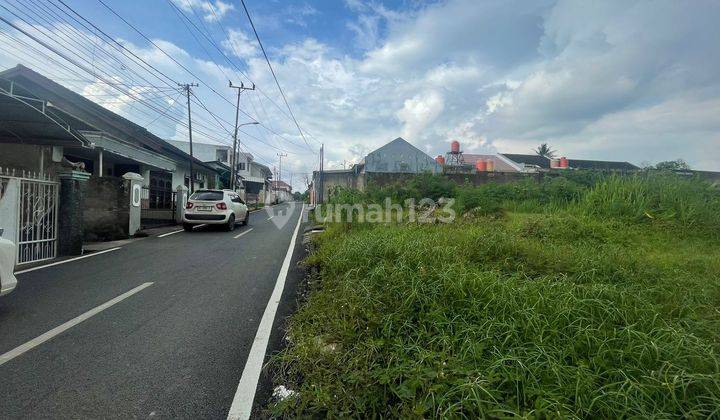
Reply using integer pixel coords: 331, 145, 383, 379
171, 0, 234, 22
222, 29, 258, 59
2, 0, 719, 190
396, 91, 445, 140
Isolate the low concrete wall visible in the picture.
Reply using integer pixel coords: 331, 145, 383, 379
81, 176, 130, 241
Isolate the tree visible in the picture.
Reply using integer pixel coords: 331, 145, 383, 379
655, 159, 690, 171
534, 143, 556, 158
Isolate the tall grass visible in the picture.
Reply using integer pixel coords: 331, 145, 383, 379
580, 174, 720, 231
271, 172, 720, 417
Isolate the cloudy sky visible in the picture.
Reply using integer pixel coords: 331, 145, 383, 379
1, 0, 718, 189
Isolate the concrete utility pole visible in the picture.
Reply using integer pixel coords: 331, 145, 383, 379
318, 144, 324, 203
228, 81, 256, 190
277, 152, 287, 199
179, 82, 199, 193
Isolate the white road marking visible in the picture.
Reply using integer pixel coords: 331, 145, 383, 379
227, 204, 305, 420
266, 216, 274, 221
14, 247, 122, 275
158, 229, 183, 238
233, 228, 254, 239
193, 224, 207, 229
0, 282, 154, 367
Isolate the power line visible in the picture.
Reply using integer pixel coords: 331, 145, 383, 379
163, 0, 316, 155
239, 0, 316, 150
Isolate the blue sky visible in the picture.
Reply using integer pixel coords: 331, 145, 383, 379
1, 0, 719, 188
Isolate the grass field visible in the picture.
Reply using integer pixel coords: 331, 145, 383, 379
271, 173, 720, 418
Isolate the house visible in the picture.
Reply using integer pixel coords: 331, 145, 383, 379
0, 64, 223, 262
166, 140, 232, 189
488, 154, 639, 173
311, 137, 438, 203
498, 154, 553, 172
365, 137, 441, 174
461, 154, 522, 172
271, 180, 292, 203
244, 160, 273, 204
566, 159, 639, 171
166, 140, 232, 166
0, 65, 220, 190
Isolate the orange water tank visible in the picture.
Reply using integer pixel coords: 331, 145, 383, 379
436, 155, 446, 165
486, 159, 495, 172
559, 156, 569, 168
475, 160, 487, 172
451, 140, 460, 154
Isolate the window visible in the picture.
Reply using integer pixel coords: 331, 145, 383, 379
237, 162, 246, 171
190, 190, 223, 201
216, 149, 228, 162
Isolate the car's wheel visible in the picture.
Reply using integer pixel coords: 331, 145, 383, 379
226, 214, 236, 231
183, 223, 193, 232
241, 212, 249, 226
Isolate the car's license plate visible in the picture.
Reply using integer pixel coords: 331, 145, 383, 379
197, 206, 212, 212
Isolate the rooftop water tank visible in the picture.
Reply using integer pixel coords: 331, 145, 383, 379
486, 159, 495, 172
450, 140, 460, 154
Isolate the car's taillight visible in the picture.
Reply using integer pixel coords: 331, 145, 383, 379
216, 202, 227, 210
185, 202, 194, 209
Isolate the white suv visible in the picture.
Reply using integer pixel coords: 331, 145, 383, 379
0, 229, 17, 296
183, 189, 249, 232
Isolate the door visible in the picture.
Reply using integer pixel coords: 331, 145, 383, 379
230, 194, 246, 220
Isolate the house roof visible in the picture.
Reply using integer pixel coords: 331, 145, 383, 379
365, 137, 441, 173
462, 154, 520, 172
567, 159, 639, 171
500, 153, 552, 169
0, 73, 90, 146
0, 65, 216, 172
271, 180, 291, 191
250, 160, 273, 178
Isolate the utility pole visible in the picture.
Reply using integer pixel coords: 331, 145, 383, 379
179, 82, 198, 193
277, 152, 287, 200
318, 143, 324, 204
228, 81, 255, 190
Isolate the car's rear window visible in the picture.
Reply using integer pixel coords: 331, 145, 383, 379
190, 191, 223, 201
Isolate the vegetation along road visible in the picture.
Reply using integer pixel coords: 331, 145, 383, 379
268, 173, 720, 418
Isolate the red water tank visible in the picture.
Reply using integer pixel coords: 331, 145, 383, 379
475, 160, 487, 172
486, 159, 495, 172
451, 140, 460, 154
435, 155, 446, 165
559, 157, 569, 168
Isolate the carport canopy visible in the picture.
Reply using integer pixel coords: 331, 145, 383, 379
0, 77, 89, 146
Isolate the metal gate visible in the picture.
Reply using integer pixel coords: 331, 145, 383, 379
1, 169, 59, 265
140, 186, 176, 226
15, 174, 58, 264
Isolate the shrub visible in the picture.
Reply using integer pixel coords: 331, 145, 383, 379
580, 174, 720, 231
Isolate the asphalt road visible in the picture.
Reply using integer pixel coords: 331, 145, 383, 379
0, 202, 305, 419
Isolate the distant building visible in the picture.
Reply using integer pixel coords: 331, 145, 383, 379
365, 137, 441, 174
462, 154, 522, 172
166, 140, 232, 167
311, 137, 439, 203
566, 159, 639, 171
271, 180, 292, 202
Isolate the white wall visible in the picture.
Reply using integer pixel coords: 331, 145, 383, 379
166, 140, 231, 165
